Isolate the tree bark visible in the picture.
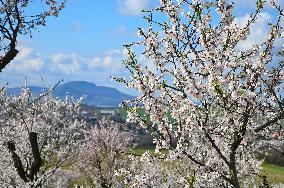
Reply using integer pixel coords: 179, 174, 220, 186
28, 132, 43, 181
6, 141, 28, 182
6, 132, 43, 184
0, 45, 19, 72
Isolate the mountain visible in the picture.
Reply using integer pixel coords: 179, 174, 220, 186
7, 81, 135, 107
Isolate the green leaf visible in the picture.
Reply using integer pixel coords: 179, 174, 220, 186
256, 0, 264, 10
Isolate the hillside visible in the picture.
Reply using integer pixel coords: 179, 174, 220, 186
7, 81, 135, 107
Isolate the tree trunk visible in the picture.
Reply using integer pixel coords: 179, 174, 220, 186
229, 146, 240, 188
6, 141, 28, 182
0, 47, 18, 72
28, 132, 43, 181
6, 132, 43, 184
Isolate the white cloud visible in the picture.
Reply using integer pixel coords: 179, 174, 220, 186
103, 56, 112, 66
54, 62, 80, 75
50, 54, 81, 75
12, 58, 44, 72
51, 54, 68, 64
88, 57, 100, 69
104, 49, 122, 56
235, 12, 271, 50
49, 50, 126, 76
6, 47, 44, 72
118, 0, 150, 15
14, 47, 33, 61
22, 58, 44, 71
0, 47, 133, 94
234, 0, 257, 8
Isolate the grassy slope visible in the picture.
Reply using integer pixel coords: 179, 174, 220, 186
261, 163, 284, 184
72, 148, 284, 186
121, 105, 284, 185
133, 147, 284, 184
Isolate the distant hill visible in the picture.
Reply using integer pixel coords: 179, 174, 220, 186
7, 81, 135, 107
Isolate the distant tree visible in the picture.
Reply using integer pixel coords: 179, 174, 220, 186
116, 0, 284, 187
75, 118, 132, 188
0, 0, 66, 72
0, 85, 86, 187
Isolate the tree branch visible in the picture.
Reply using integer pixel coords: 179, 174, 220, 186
254, 113, 284, 132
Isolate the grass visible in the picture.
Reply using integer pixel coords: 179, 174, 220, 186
261, 163, 284, 184
119, 107, 176, 123
72, 147, 284, 186
132, 147, 284, 185
132, 147, 153, 155
132, 146, 168, 156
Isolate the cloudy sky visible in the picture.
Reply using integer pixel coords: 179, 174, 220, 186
0, 0, 282, 95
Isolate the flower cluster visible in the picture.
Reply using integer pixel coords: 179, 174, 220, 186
116, 151, 193, 188
75, 118, 133, 188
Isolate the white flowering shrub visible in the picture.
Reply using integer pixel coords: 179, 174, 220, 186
44, 169, 76, 188
116, 151, 193, 188
0, 86, 86, 187
115, 0, 284, 187
75, 118, 132, 188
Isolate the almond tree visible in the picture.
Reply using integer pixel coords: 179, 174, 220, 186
0, 86, 86, 187
75, 118, 132, 188
0, 0, 66, 72
116, 0, 284, 187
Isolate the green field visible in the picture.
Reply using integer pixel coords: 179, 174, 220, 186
119, 107, 176, 123
261, 163, 284, 184
72, 147, 284, 187
132, 147, 168, 156
119, 107, 146, 120
132, 147, 284, 185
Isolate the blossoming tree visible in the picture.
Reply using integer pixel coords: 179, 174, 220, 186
0, 0, 66, 72
75, 118, 132, 188
0, 85, 86, 187
116, 0, 284, 187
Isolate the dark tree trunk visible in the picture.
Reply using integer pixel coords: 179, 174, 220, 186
6, 132, 43, 184
28, 132, 43, 181
6, 141, 28, 182
0, 45, 19, 72
229, 163, 240, 188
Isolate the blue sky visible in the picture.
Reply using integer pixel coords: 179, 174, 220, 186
0, 0, 282, 95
